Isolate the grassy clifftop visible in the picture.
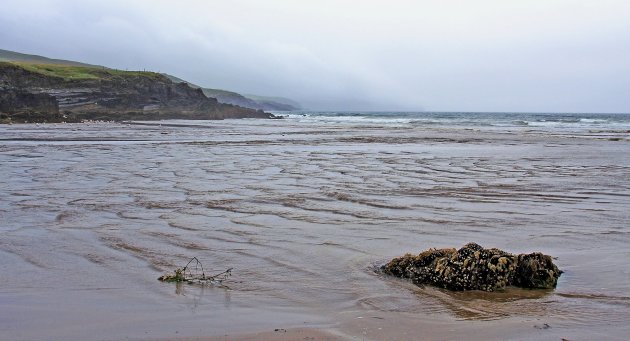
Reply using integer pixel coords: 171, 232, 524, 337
7, 62, 165, 81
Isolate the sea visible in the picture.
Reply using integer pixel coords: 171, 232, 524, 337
282, 111, 630, 132
1, 111, 629, 340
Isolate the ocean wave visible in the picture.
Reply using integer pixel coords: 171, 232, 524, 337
279, 111, 630, 132
579, 118, 608, 123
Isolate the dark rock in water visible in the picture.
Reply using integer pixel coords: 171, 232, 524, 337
514, 252, 562, 289
381, 242, 562, 291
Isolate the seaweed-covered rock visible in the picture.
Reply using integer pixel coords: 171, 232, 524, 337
382, 243, 561, 292
514, 252, 562, 289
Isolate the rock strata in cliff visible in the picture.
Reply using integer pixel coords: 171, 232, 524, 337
0, 62, 272, 123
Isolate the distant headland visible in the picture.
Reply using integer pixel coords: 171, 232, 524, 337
0, 49, 300, 123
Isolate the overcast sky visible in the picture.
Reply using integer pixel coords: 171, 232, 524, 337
1, 0, 629, 112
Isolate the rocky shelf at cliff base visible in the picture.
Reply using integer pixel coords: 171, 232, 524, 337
0, 61, 273, 123
381, 242, 562, 292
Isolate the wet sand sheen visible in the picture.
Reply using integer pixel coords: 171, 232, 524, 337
0, 119, 629, 340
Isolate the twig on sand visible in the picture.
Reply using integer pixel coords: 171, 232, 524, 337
158, 257, 233, 287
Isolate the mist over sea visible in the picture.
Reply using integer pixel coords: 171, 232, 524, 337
1, 112, 629, 340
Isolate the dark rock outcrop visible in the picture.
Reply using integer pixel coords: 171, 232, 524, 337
0, 88, 68, 123
0, 89, 59, 113
382, 242, 562, 291
0, 62, 273, 123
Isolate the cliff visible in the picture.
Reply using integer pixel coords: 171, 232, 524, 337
0, 61, 272, 123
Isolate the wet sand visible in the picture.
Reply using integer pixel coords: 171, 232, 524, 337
163, 328, 349, 341
1, 118, 629, 340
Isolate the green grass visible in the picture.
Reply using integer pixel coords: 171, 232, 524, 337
5, 61, 165, 81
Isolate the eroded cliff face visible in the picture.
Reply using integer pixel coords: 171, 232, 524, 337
0, 62, 271, 123
0, 88, 64, 123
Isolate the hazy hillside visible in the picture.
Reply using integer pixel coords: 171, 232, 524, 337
245, 94, 302, 111
163, 74, 261, 109
164, 73, 300, 111
0, 48, 99, 67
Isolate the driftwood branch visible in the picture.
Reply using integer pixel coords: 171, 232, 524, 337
158, 257, 233, 287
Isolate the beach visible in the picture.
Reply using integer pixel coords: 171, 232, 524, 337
1, 113, 629, 340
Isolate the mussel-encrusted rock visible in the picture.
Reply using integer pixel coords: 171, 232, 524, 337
382, 243, 561, 291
